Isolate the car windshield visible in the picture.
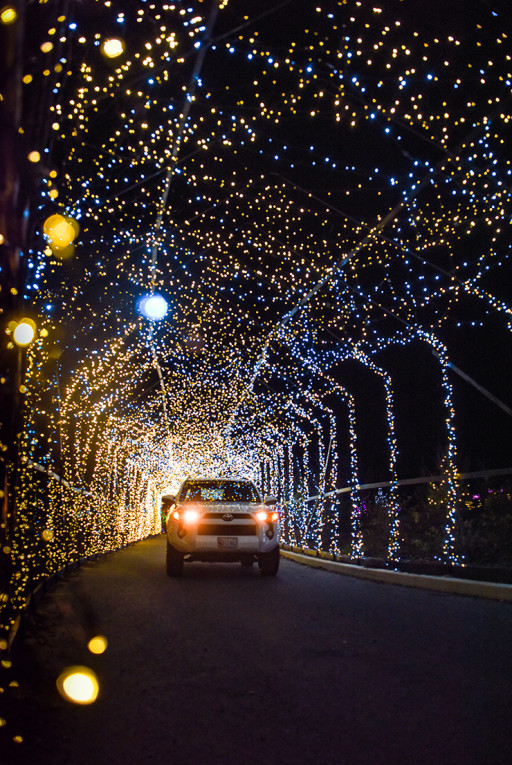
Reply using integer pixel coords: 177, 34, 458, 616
180, 480, 259, 503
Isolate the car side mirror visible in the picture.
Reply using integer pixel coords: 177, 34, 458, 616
263, 495, 277, 505
161, 494, 175, 508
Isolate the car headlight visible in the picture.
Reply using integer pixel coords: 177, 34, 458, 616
170, 507, 200, 524
182, 509, 200, 525
255, 510, 279, 523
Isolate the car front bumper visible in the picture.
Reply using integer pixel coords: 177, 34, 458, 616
167, 519, 280, 555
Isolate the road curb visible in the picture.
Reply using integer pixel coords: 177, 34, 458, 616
280, 549, 512, 601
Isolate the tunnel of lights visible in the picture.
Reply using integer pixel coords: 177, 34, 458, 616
1, 0, 512, 634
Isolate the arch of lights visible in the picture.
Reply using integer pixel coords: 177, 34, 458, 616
2, 0, 512, 644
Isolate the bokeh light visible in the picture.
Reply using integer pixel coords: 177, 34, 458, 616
0, 5, 16, 25
101, 38, 125, 58
137, 293, 169, 321
13, 319, 37, 348
87, 636, 108, 655
56, 667, 99, 705
42, 214, 79, 250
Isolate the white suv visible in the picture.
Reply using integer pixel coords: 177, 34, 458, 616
164, 478, 280, 576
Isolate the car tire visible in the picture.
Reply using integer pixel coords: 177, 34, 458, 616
166, 539, 184, 577
258, 546, 280, 576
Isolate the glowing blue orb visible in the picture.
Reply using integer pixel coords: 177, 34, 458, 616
138, 293, 169, 321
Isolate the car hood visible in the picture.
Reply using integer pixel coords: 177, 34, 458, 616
177, 501, 265, 512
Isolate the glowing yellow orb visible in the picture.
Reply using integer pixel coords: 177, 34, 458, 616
102, 38, 125, 58
43, 214, 79, 248
88, 635, 108, 654
28, 151, 40, 163
0, 6, 16, 25
13, 319, 36, 347
57, 667, 99, 705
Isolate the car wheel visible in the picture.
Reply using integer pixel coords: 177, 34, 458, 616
166, 539, 184, 577
258, 546, 280, 576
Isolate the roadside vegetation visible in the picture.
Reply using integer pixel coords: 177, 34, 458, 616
356, 481, 512, 567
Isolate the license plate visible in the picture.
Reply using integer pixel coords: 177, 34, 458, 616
218, 536, 238, 548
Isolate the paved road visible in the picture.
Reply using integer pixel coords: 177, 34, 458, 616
6, 536, 512, 764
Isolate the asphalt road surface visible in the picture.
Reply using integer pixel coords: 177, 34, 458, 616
6, 536, 512, 765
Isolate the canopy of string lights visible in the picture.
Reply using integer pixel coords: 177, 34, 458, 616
1, 0, 512, 629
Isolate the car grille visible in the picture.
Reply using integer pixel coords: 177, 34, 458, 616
197, 523, 257, 536
202, 513, 254, 519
